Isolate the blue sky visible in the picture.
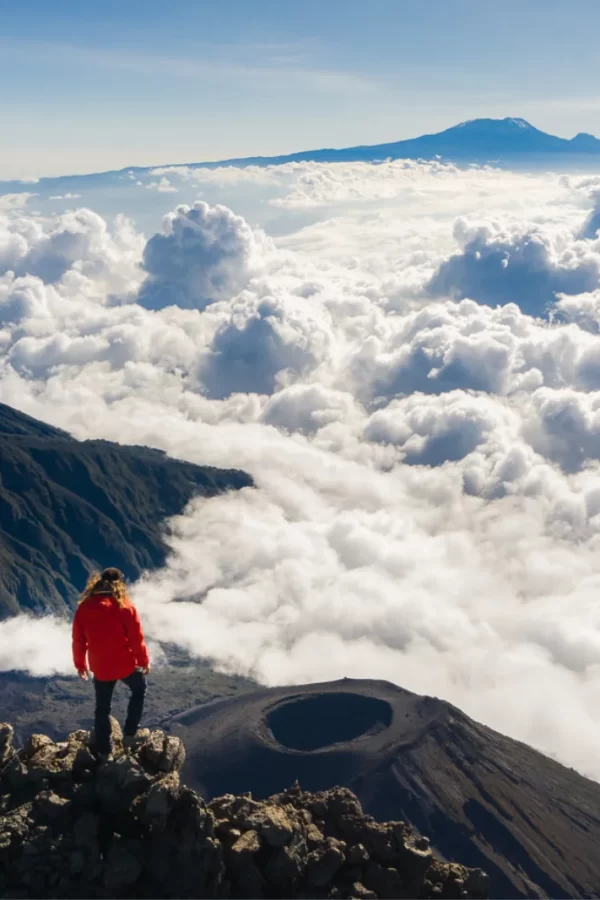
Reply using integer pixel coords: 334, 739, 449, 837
3, 0, 600, 178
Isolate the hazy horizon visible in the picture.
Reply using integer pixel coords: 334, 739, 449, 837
2, 114, 600, 186
4, 0, 600, 179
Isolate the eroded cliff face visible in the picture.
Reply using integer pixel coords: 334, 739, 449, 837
0, 720, 488, 899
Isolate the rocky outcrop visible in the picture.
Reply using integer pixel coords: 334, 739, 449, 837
0, 721, 488, 899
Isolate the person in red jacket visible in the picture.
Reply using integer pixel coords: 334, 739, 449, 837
72, 567, 150, 760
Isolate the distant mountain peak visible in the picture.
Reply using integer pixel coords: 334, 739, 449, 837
571, 131, 600, 149
4, 117, 600, 193
455, 117, 534, 132
505, 116, 533, 129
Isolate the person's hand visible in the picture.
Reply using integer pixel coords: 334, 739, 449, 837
77, 669, 90, 681
141, 665, 150, 675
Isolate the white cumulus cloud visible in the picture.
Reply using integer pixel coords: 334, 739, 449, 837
4, 164, 600, 784
138, 201, 271, 311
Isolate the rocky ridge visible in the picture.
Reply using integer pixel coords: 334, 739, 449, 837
0, 721, 488, 899
0, 401, 252, 618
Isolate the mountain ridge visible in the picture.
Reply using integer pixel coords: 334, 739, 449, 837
2, 117, 600, 192
0, 403, 252, 618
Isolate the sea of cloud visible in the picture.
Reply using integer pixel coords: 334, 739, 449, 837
2, 159, 600, 778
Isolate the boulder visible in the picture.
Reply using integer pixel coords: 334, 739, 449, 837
248, 804, 296, 847
23, 733, 53, 759
136, 770, 180, 827
363, 861, 405, 899
347, 843, 369, 864
227, 830, 265, 899
103, 837, 144, 893
140, 729, 186, 773
349, 883, 378, 899
31, 790, 70, 826
95, 755, 153, 816
263, 841, 304, 888
304, 837, 346, 887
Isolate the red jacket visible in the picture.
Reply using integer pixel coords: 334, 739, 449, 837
72, 591, 150, 681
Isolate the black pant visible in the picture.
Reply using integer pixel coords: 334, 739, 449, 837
93, 669, 147, 754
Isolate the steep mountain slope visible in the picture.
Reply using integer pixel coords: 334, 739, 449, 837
165, 678, 600, 899
0, 403, 252, 618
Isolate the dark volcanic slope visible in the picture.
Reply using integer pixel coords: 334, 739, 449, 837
0, 402, 252, 618
166, 678, 600, 899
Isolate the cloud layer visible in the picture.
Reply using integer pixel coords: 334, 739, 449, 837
3, 161, 600, 781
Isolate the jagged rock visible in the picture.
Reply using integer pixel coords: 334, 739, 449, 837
0, 723, 14, 766
209, 794, 298, 846
363, 861, 405, 899
146, 786, 224, 899
227, 830, 265, 898
31, 791, 70, 825
0, 721, 489, 899
306, 821, 326, 847
305, 837, 346, 887
349, 883, 378, 899
103, 836, 144, 893
347, 842, 369, 864
135, 771, 180, 827
2, 755, 29, 793
463, 868, 489, 897
248, 804, 296, 846
95, 755, 153, 816
263, 832, 306, 888
140, 729, 186, 773
23, 734, 53, 759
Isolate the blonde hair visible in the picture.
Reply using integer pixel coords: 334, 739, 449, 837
79, 568, 129, 608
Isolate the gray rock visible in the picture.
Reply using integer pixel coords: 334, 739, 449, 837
140, 729, 186, 773
363, 861, 405, 899
23, 733, 53, 759
347, 842, 369, 865
248, 804, 296, 847
227, 830, 265, 898
95, 755, 152, 815
137, 771, 180, 827
348, 882, 378, 899
104, 837, 144, 893
304, 837, 346, 887
31, 791, 70, 826
264, 843, 303, 888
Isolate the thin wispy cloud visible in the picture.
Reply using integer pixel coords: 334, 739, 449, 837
0, 37, 379, 95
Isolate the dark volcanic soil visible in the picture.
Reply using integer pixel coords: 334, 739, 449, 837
165, 678, 600, 899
